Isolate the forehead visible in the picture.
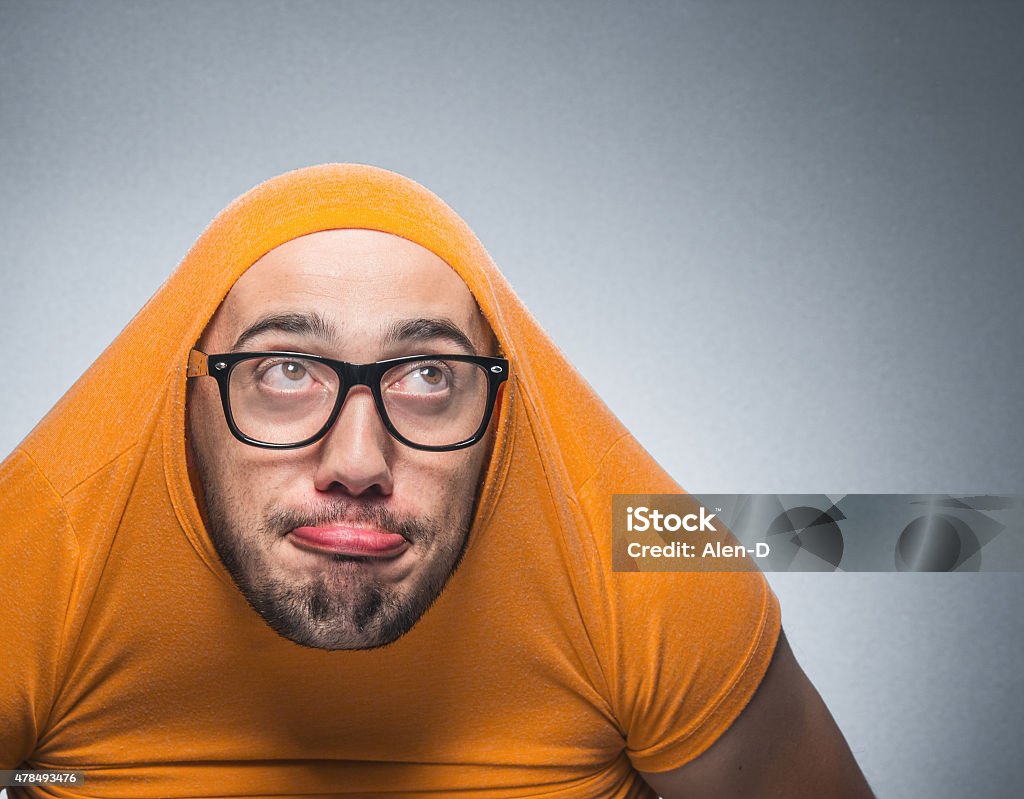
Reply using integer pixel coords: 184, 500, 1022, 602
204, 229, 487, 352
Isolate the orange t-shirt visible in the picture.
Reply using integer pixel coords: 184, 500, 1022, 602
0, 165, 780, 798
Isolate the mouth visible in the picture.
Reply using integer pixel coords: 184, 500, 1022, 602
287, 524, 411, 559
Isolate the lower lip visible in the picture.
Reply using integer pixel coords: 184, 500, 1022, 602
288, 526, 410, 558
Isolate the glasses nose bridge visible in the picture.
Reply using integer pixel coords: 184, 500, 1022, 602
329, 359, 386, 421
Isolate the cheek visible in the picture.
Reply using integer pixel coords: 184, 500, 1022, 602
189, 385, 278, 513
187, 381, 229, 452
219, 450, 309, 510
401, 449, 488, 515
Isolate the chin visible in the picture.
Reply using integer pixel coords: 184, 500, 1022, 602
240, 561, 457, 651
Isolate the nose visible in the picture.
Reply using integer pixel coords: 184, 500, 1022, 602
312, 387, 394, 497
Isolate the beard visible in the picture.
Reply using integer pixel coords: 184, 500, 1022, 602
198, 476, 472, 651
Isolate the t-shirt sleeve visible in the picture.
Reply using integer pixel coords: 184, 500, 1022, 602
575, 434, 781, 774
607, 565, 780, 772
0, 449, 79, 767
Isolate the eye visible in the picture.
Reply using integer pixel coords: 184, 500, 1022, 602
387, 362, 454, 395
415, 366, 445, 388
257, 359, 314, 391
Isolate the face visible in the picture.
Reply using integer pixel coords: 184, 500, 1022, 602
187, 229, 498, 650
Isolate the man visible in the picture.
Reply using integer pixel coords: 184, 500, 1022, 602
1, 164, 871, 797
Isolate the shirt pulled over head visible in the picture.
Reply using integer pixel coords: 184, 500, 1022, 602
0, 164, 780, 798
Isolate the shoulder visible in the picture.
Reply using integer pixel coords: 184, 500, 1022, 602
0, 449, 81, 765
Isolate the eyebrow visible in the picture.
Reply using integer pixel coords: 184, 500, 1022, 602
232, 312, 337, 351
230, 312, 477, 355
382, 317, 477, 354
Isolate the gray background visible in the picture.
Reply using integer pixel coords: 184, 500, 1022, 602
2, 1, 1022, 796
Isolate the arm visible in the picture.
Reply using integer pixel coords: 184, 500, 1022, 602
639, 630, 873, 798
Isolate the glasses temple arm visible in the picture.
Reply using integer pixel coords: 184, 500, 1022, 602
186, 349, 209, 378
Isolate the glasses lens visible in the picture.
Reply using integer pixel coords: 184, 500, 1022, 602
228, 355, 340, 445
380, 358, 490, 447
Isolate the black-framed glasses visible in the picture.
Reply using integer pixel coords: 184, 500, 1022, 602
187, 349, 509, 451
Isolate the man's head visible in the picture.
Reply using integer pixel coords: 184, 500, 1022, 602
186, 229, 501, 650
